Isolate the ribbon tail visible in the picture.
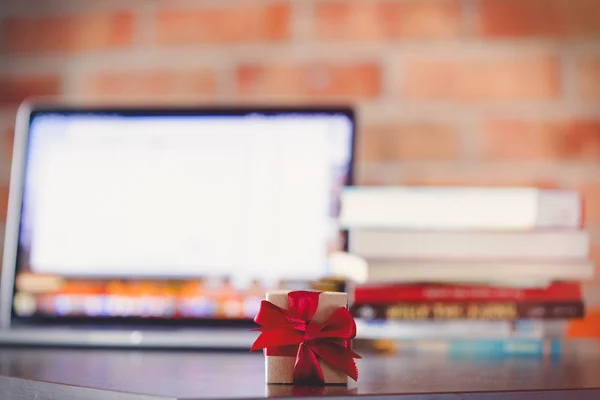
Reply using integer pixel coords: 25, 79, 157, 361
293, 343, 325, 386
346, 344, 363, 359
311, 341, 360, 382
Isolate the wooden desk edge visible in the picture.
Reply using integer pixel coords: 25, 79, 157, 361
227, 390, 600, 400
0, 375, 173, 400
2, 375, 600, 400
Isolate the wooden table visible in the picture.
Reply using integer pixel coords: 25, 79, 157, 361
1, 347, 599, 399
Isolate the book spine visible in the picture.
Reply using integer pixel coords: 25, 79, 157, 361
341, 188, 582, 230
396, 338, 562, 358
349, 230, 589, 261
353, 283, 582, 304
355, 319, 515, 339
354, 319, 566, 340
351, 301, 585, 320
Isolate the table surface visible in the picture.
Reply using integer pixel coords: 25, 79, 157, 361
1, 347, 600, 400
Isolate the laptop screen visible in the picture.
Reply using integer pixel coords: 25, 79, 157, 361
7, 106, 355, 325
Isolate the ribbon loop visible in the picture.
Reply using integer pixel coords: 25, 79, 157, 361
250, 290, 361, 385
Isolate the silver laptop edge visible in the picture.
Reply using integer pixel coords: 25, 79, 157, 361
0, 328, 257, 348
0, 101, 32, 330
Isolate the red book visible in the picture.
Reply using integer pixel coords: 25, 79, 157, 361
352, 282, 581, 304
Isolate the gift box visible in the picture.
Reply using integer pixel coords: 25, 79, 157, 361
251, 290, 360, 386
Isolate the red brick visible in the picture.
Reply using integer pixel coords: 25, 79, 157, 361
83, 70, 217, 99
356, 167, 557, 189
0, 185, 8, 222
402, 55, 560, 101
0, 75, 61, 107
1, 114, 17, 176
357, 123, 460, 162
2, 123, 14, 162
577, 56, 600, 100
2, 12, 133, 54
477, 0, 600, 38
400, 168, 558, 188
402, 177, 558, 189
315, 0, 462, 40
236, 62, 381, 99
482, 120, 600, 161
353, 177, 389, 186
477, 0, 564, 38
156, 4, 290, 45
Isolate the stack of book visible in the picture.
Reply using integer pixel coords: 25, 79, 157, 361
339, 186, 595, 357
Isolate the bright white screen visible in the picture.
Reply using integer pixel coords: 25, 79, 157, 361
21, 113, 353, 282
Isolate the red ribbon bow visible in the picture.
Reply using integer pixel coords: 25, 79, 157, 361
250, 290, 361, 385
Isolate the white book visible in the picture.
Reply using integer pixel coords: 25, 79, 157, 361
350, 230, 589, 260
354, 320, 516, 339
364, 260, 594, 283
354, 320, 565, 340
340, 187, 582, 230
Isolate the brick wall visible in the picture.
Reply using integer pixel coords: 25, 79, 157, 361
1, 0, 600, 281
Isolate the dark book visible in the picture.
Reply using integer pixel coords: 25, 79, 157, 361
350, 301, 585, 320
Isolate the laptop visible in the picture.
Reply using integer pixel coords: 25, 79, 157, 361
0, 101, 356, 349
